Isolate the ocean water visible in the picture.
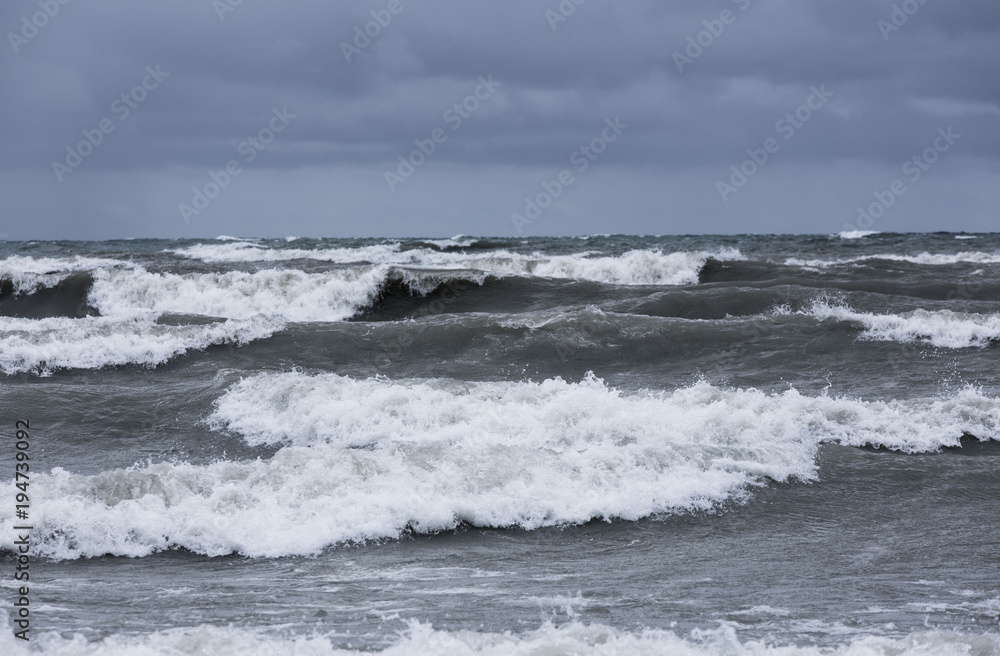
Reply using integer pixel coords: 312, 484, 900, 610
0, 232, 998, 655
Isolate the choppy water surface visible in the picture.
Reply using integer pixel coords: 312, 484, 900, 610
1, 232, 998, 654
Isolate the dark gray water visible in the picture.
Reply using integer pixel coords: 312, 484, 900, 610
1, 233, 998, 654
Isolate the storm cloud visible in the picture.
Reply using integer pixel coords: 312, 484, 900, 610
1, 0, 997, 239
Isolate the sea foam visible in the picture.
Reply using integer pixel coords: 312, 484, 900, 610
786, 251, 1000, 267
804, 301, 1000, 348
837, 230, 880, 239
88, 266, 392, 322
4, 374, 996, 559
0, 255, 132, 294
173, 243, 743, 286
0, 314, 283, 375
0, 617, 996, 656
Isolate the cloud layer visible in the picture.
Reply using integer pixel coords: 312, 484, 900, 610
1, 0, 997, 238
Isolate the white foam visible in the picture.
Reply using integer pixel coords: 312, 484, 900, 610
838, 230, 880, 239
0, 255, 130, 276
176, 241, 405, 264
804, 301, 1000, 348
0, 619, 996, 656
418, 235, 479, 249
6, 374, 996, 559
173, 244, 744, 286
0, 315, 283, 375
524, 249, 736, 285
905, 596, 1000, 618
786, 251, 1000, 267
2, 258, 385, 371
88, 266, 391, 322
732, 606, 792, 616
2, 255, 490, 324
0, 255, 132, 293
212, 372, 1000, 454
1, 259, 495, 371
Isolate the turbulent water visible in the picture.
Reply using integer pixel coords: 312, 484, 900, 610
1, 232, 998, 654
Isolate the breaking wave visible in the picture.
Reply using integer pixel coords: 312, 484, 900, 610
1, 618, 996, 656
4, 374, 996, 559
172, 243, 743, 286
802, 301, 1000, 348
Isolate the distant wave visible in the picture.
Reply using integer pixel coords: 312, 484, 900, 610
177, 241, 405, 264
3, 255, 996, 374
1, 256, 495, 325
0, 255, 133, 294
1, 271, 94, 319
786, 251, 1000, 267
838, 230, 880, 239
88, 266, 395, 322
415, 234, 480, 250
523, 249, 741, 285
0, 262, 488, 372
173, 243, 744, 286
802, 301, 1000, 348
5, 373, 995, 559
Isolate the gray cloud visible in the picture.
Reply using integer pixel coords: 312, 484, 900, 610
0, 0, 997, 239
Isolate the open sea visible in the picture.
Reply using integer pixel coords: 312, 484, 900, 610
1, 232, 998, 655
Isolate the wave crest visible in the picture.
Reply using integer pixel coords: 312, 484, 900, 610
0, 315, 283, 375
803, 301, 1000, 348
0, 617, 997, 656
4, 375, 996, 558
173, 244, 743, 286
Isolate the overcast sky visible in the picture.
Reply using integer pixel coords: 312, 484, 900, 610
1, 0, 997, 240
